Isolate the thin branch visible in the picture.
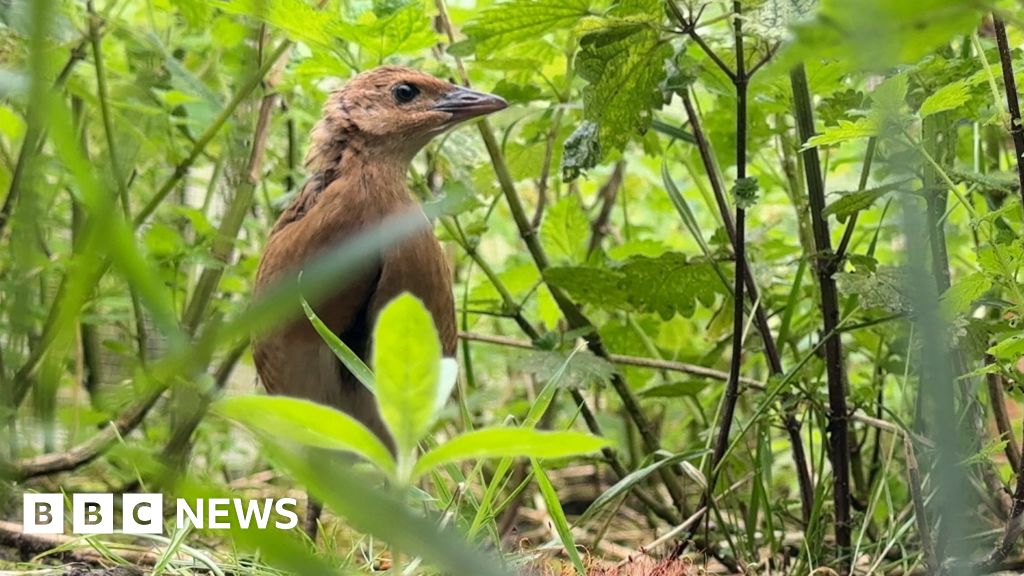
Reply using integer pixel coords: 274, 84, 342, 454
988, 354, 1021, 472
460, 331, 761, 385
993, 17, 1024, 213
587, 161, 625, 255
532, 107, 564, 229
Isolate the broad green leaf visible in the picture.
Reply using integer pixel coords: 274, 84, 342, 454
373, 293, 442, 462
532, 459, 586, 576
834, 266, 912, 314
919, 79, 971, 118
638, 380, 709, 398
215, 395, 395, 475
215, 0, 338, 48
514, 349, 616, 389
823, 180, 908, 221
779, 0, 987, 71
939, 272, 991, 320
541, 195, 590, 264
806, 118, 878, 148
544, 253, 725, 319
462, 0, 592, 55
337, 3, 439, 61
576, 16, 670, 151
301, 297, 375, 393
413, 428, 609, 479
989, 334, 1024, 361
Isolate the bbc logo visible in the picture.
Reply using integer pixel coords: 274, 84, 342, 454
24, 494, 163, 535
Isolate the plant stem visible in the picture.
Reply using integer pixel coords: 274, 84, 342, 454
682, 88, 814, 522
790, 63, 852, 570
87, 0, 150, 363
992, 17, 1024, 213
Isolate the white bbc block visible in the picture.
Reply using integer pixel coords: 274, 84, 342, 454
122, 494, 163, 534
23, 493, 64, 534
72, 493, 114, 534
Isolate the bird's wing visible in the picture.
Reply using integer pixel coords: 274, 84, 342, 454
253, 175, 382, 404
366, 224, 457, 357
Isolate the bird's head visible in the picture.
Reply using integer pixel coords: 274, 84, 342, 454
313, 66, 507, 166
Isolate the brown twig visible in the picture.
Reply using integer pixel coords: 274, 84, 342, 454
906, 438, 938, 574
587, 161, 625, 255
0, 520, 160, 566
987, 355, 1021, 473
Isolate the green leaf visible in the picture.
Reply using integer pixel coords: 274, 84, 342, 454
215, 0, 338, 47
576, 16, 671, 151
337, 2, 439, 60
806, 117, 878, 148
779, 0, 986, 71
215, 395, 395, 474
638, 380, 709, 398
514, 348, 616, 389
302, 297, 375, 394
919, 79, 971, 118
561, 120, 601, 181
532, 459, 586, 576
462, 0, 592, 55
939, 272, 991, 320
988, 334, 1024, 361
413, 428, 608, 479
544, 252, 725, 319
731, 177, 760, 210
823, 180, 908, 221
576, 450, 705, 525
373, 294, 442, 463
541, 195, 590, 264
834, 266, 912, 314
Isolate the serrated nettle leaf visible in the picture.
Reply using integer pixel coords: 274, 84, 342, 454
918, 78, 971, 118
337, 3, 439, 61
746, 0, 818, 42
731, 177, 760, 210
834, 266, 913, 314
214, 0, 338, 47
373, 294, 442, 466
576, 16, 670, 151
214, 395, 395, 475
462, 0, 593, 55
561, 120, 601, 181
544, 252, 726, 319
412, 428, 609, 479
823, 180, 910, 221
514, 348, 617, 389
541, 195, 590, 264
939, 272, 991, 320
806, 117, 878, 148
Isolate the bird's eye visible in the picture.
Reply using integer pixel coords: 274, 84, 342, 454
392, 82, 420, 105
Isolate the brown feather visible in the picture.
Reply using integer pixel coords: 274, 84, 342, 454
253, 66, 504, 444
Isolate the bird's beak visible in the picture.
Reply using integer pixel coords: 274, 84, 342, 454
432, 86, 508, 122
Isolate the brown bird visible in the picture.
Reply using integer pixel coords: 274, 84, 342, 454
252, 66, 506, 535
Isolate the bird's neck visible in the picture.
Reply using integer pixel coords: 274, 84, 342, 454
306, 130, 413, 204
